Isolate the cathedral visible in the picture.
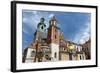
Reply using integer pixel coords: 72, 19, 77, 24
22, 16, 90, 63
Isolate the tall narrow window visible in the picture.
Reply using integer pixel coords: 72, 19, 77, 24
55, 35, 56, 39
54, 52, 57, 58
80, 55, 82, 60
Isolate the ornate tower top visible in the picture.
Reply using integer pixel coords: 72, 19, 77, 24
49, 16, 57, 26
37, 18, 46, 32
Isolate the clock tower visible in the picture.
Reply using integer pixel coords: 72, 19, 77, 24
37, 18, 46, 32
34, 18, 47, 42
47, 16, 60, 61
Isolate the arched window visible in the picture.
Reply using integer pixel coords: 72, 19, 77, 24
31, 51, 35, 57
80, 55, 82, 60
54, 52, 57, 58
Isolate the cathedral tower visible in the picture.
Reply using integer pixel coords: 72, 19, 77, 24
34, 18, 47, 42
47, 16, 60, 61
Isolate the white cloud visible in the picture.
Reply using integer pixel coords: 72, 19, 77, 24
73, 22, 90, 44
48, 13, 54, 18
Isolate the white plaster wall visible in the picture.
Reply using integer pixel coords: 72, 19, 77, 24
77, 46, 82, 52
26, 48, 33, 58
61, 53, 69, 60
50, 43, 59, 61
25, 48, 36, 62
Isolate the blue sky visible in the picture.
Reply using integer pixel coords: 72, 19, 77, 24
22, 10, 91, 51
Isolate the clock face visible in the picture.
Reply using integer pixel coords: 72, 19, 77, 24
39, 24, 45, 32
40, 25, 44, 30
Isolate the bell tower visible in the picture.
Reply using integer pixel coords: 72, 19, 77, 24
47, 16, 60, 61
